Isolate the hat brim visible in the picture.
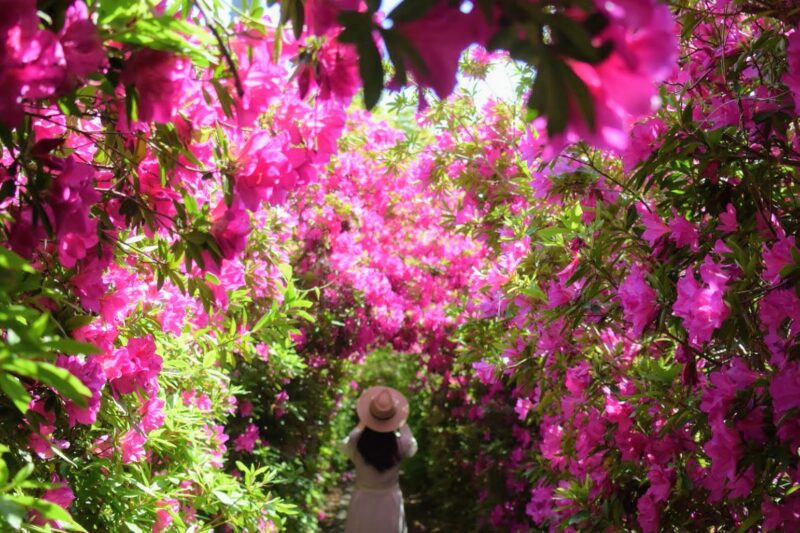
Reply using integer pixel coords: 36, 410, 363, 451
356, 386, 409, 432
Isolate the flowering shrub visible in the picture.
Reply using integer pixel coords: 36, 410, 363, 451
397, 3, 800, 531
3, 0, 800, 531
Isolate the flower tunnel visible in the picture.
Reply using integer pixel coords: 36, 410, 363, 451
1, 1, 800, 532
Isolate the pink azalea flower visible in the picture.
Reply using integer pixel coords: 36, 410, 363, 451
393, 1, 493, 99
525, 483, 554, 525
31, 476, 75, 528
668, 213, 700, 251
313, 37, 360, 102
304, 0, 360, 36
106, 335, 163, 397
239, 400, 254, 417
514, 397, 534, 421
120, 49, 189, 124
637, 204, 670, 247
153, 498, 180, 533
91, 434, 114, 458
56, 355, 105, 426
472, 360, 497, 385
784, 29, 800, 110
70, 256, 110, 312
234, 423, 261, 453
762, 234, 797, 284
235, 131, 298, 210
618, 264, 658, 336
205, 424, 229, 468
704, 417, 742, 482
621, 117, 665, 171
636, 493, 660, 533
647, 466, 673, 502
211, 199, 251, 260
59, 1, 105, 80
545, 0, 677, 152
26, 399, 69, 459
49, 158, 100, 269
718, 203, 737, 233
120, 427, 147, 463
770, 362, 800, 419
672, 257, 730, 346
0, 1, 67, 125
140, 397, 165, 432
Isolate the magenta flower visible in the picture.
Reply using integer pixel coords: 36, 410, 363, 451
646, 466, 673, 502
31, 476, 75, 528
394, 2, 493, 99
234, 423, 261, 453
59, 1, 104, 80
718, 203, 737, 233
618, 264, 658, 337
139, 397, 165, 432
544, 0, 677, 152
107, 335, 163, 397
472, 360, 497, 386
56, 354, 105, 427
704, 417, 742, 482
672, 257, 730, 347
636, 493, 660, 533
621, 117, 665, 171
668, 213, 699, 251
153, 499, 180, 533
762, 234, 797, 284
211, 199, 251, 260
784, 29, 800, 111
0, 0, 67, 125
26, 398, 69, 459
235, 131, 298, 210
304, 0, 360, 36
637, 204, 670, 247
770, 362, 800, 419
239, 400, 254, 417
49, 159, 100, 269
120, 49, 188, 123
314, 37, 360, 102
120, 427, 147, 464
514, 397, 534, 421
525, 483, 554, 525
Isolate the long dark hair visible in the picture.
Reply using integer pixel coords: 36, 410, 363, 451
357, 427, 400, 472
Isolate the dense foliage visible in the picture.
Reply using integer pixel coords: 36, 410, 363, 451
2, 0, 800, 531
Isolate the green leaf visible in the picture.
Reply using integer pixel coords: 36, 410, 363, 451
9, 463, 32, 489
10, 496, 85, 531
388, 0, 435, 22
212, 489, 236, 506
42, 338, 100, 355
0, 248, 35, 274
338, 12, 384, 110
561, 60, 595, 131
735, 511, 762, 533
0, 373, 31, 414
529, 53, 568, 136
3, 360, 90, 407
0, 496, 25, 530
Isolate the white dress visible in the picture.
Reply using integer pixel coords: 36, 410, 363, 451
341, 425, 418, 533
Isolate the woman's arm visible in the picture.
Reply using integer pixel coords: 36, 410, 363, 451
398, 423, 418, 458
340, 426, 362, 461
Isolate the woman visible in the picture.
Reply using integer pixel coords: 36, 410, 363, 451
341, 386, 418, 533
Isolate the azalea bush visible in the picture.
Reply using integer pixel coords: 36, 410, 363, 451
2, 0, 800, 531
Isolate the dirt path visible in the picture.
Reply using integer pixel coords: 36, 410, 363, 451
319, 484, 352, 532
319, 484, 444, 533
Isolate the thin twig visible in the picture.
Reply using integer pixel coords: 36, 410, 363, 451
196, 1, 245, 98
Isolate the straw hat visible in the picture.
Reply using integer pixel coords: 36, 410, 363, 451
356, 386, 409, 432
